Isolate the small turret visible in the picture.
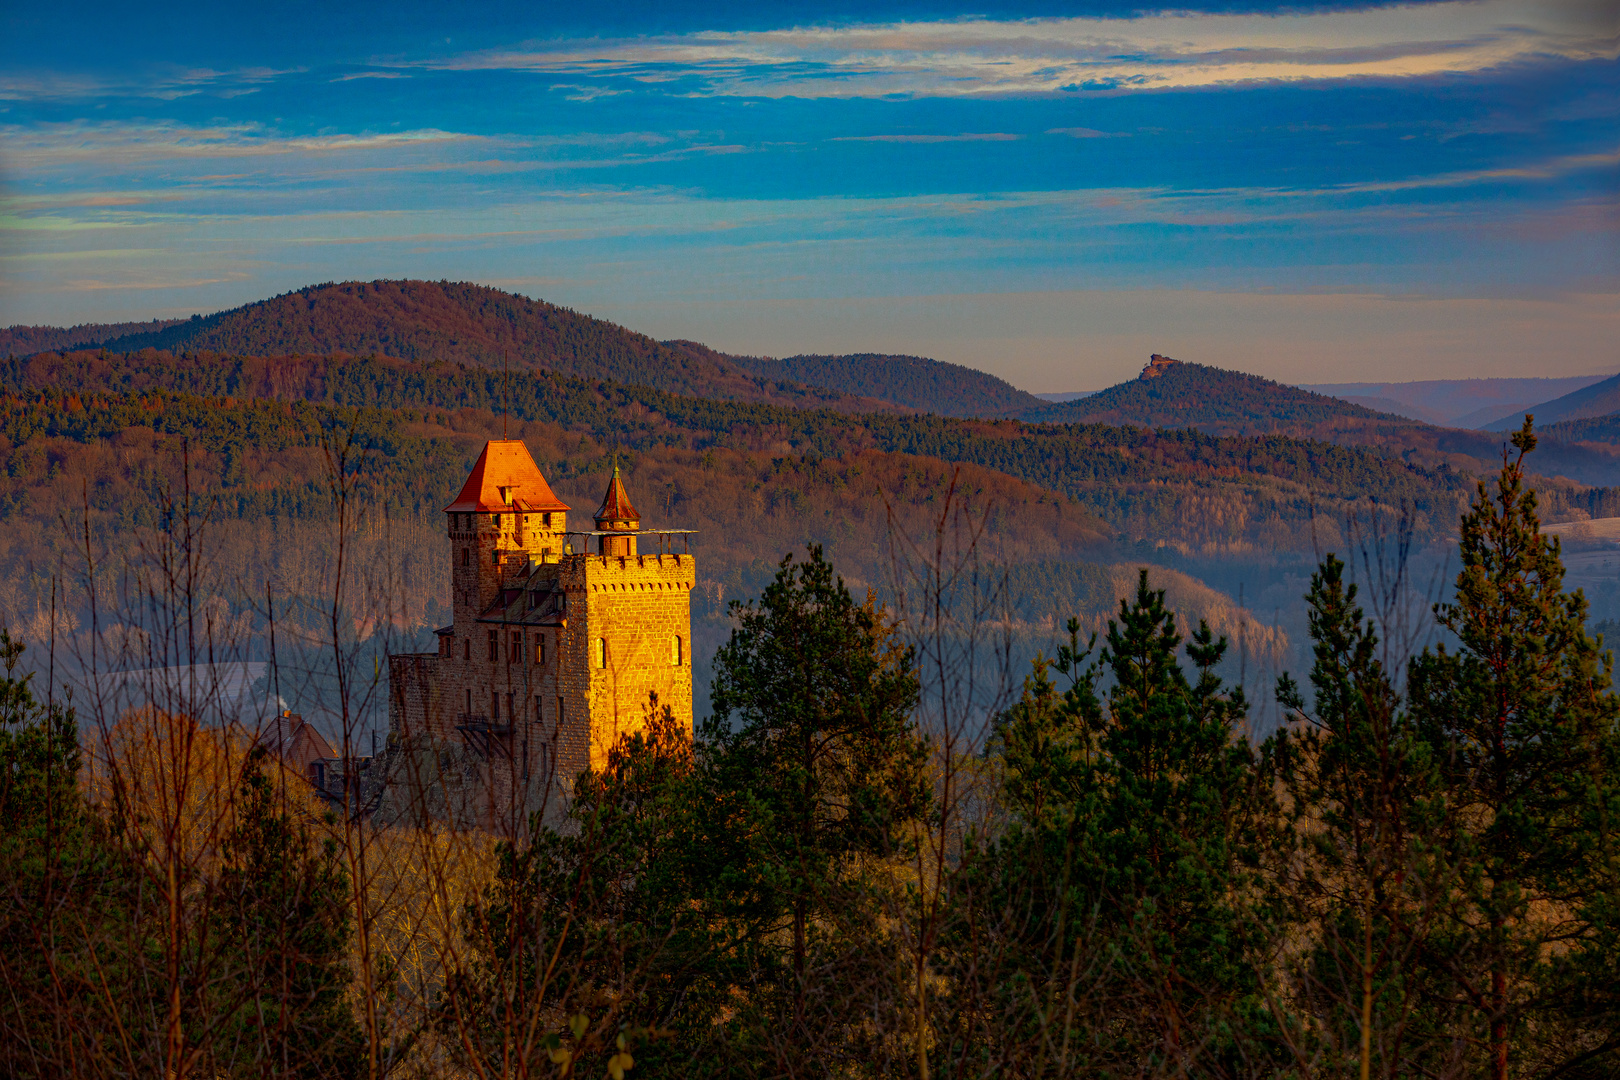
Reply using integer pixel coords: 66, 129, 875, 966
594, 462, 641, 557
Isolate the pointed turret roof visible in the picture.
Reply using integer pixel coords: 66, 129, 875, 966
594, 462, 640, 526
445, 440, 570, 513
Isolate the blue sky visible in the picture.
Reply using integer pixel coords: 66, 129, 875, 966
1, 0, 1615, 389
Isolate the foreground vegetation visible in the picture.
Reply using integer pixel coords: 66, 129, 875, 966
0, 421, 1616, 1079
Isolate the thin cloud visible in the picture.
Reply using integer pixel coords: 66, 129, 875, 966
421, 0, 1618, 99
1048, 127, 1130, 138
830, 133, 1021, 143
330, 71, 411, 83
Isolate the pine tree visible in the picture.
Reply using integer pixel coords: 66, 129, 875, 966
706, 544, 927, 1037
987, 617, 1103, 827
1406, 419, 1620, 1080
1276, 555, 1445, 1078
1081, 570, 1277, 1073
0, 630, 133, 1075
216, 753, 364, 1078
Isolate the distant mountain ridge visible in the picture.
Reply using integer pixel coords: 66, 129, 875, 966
19, 280, 1050, 418
1485, 372, 1620, 431
23, 280, 907, 412
721, 351, 1047, 418
1022, 357, 1411, 434
1, 318, 187, 357
1305, 376, 1610, 429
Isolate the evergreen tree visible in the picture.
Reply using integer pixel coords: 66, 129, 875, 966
0, 630, 133, 1076
967, 573, 1280, 1077
1406, 420, 1620, 1080
1080, 570, 1278, 1074
449, 699, 723, 1078
1276, 555, 1446, 1078
988, 617, 1103, 827
216, 753, 364, 1078
706, 544, 927, 1037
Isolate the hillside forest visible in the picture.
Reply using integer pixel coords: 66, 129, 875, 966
0, 413, 1616, 1078
2, 280, 1620, 1078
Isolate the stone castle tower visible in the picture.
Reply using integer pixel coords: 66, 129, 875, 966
387, 440, 693, 820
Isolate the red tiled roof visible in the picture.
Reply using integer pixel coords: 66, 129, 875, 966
445, 440, 570, 513
594, 464, 640, 524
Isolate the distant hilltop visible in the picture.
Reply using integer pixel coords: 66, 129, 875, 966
1140, 354, 1180, 380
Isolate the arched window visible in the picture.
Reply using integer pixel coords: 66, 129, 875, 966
672, 634, 683, 666
596, 637, 607, 669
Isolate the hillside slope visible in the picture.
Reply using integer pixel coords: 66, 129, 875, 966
1485, 372, 1620, 431
82, 280, 884, 409
1022, 356, 1411, 434
721, 351, 1047, 417
2, 347, 1485, 557
1, 318, 187, 357
1542, 412, 1620, 446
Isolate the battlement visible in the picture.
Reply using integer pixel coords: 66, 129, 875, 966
387, 441, 695, 825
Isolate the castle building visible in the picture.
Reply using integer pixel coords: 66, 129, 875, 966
387, 440, 694, 819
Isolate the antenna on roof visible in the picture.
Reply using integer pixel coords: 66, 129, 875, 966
501, 350, 511, 440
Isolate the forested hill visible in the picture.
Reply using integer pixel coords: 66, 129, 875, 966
0, 318, 186, 357
720, 351, 1048, 418
67, 280, 889, 411
0, 347, 1495, 556
1023, 359, 1413, 434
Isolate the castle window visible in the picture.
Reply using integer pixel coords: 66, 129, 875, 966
488, 630, 498, 661
493, 513, 502, 530
596, 638, 607, 669
461, 547, 469, 566
492, 551, 500, 567
673, 634, 683, 666
463, 638, 470, 662
543, 512, 552, 528
510, 631, 522, 663
535, 635, 546, 665
558, 696, 565, 725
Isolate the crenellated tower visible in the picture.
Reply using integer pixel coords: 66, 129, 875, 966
387, 441, 694, 827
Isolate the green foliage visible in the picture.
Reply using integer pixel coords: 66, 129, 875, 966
1274, 555, 1447, 1076
965, 571, 1283, 1076
216, 753, 365, 1077
450, 700, 722, 1076
706, 545, 927, 1028
0, 628, 81, 826
987, 618, 1102, 825
1406, 419, 1620, 1079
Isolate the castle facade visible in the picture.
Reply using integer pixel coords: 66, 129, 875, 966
386, 440, 693, 819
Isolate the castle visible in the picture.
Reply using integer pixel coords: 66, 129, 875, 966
386, 440, 694, 821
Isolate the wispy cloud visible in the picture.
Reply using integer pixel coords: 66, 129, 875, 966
1048, 127, 1130, 139
830, 133, 1020, 143
423, 0, 1619, 99
0, 122, 491, 171
0, 65, 301, 102
330, 71, 410, 83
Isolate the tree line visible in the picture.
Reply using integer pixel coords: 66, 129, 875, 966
0, 421, 1615, 1078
